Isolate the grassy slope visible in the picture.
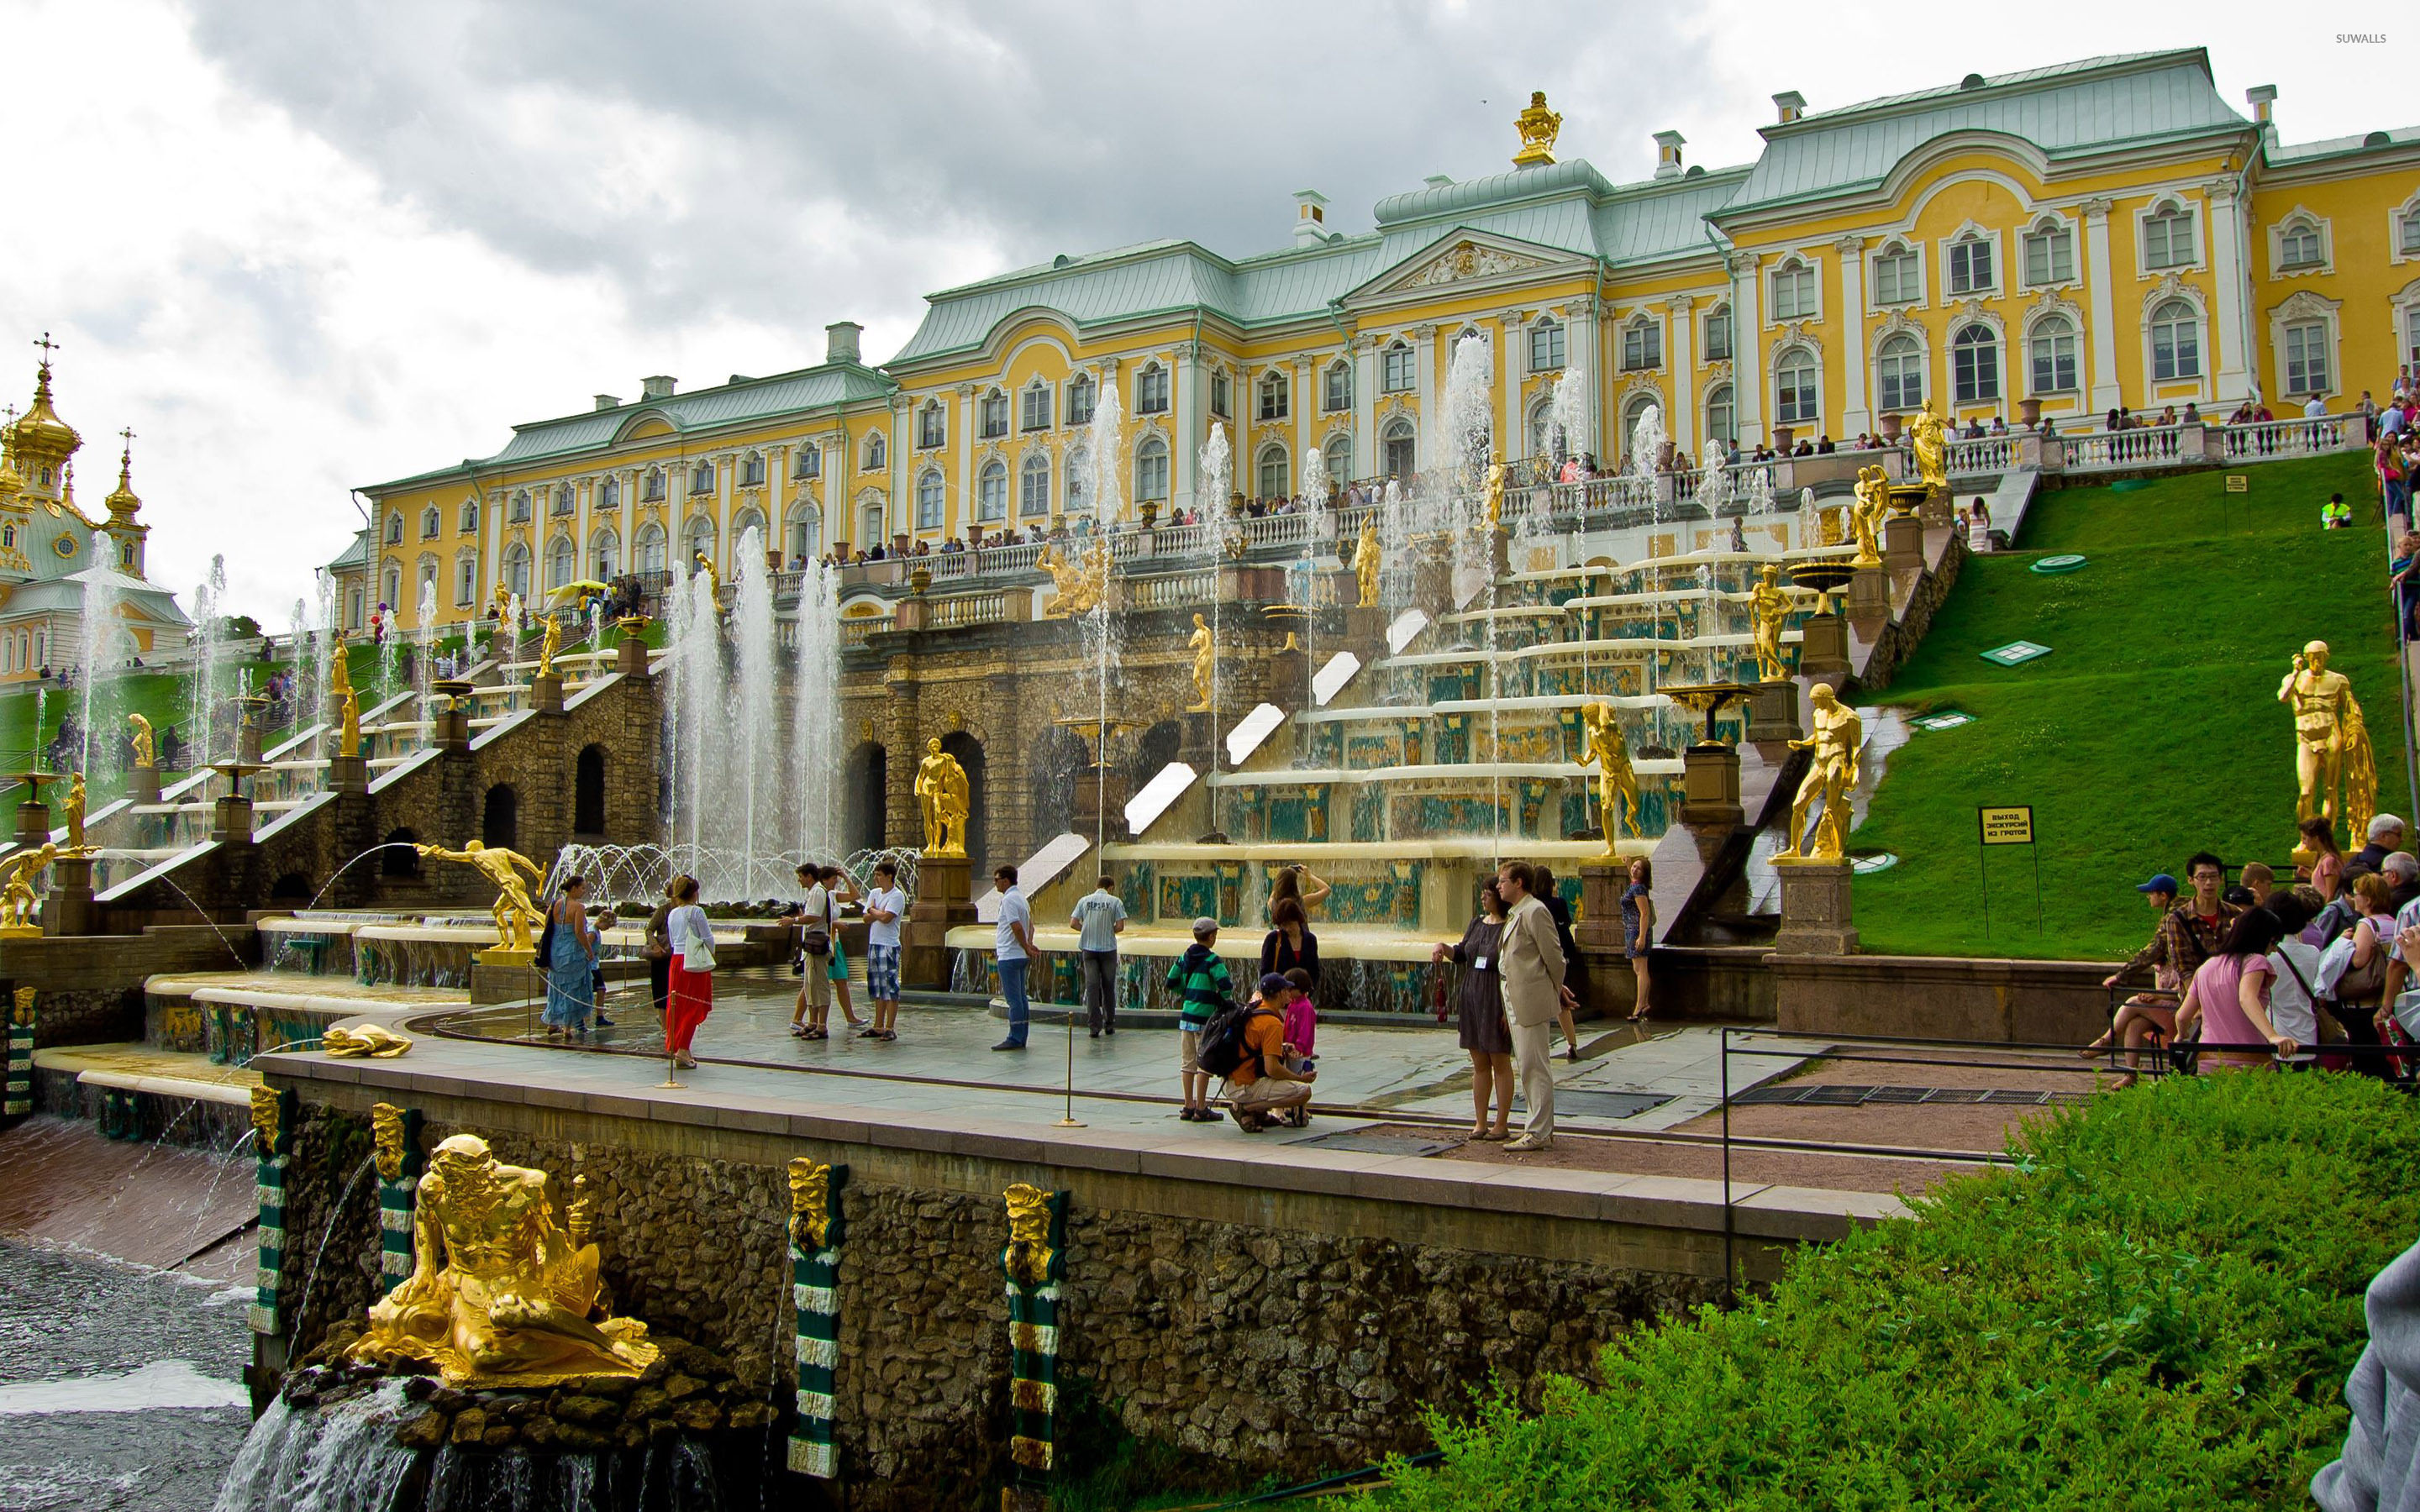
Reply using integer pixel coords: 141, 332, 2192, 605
1849, 449, 2398, 961
0, 642, 389, 779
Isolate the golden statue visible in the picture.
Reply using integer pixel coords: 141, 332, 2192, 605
1848, 465, 1889, 569
0, 844, 55, 934
1352, 516, 1382, 607
351, 1133, 659, 1388
415, 841, 546, 956
1749, 564, 1795, 683
692, 550, 722, 606
913, 738, 971, 858
789, 1157, 837, 1252
485, 581, 513, 622
371, 1101, 414, 1180
1785, 683, 1864, 861
536, 617, 560, 679
125, 713, 154, 770
1038, 539, 1110, 617
1577, 701, 1639, 846
323, 645, 361, 759
324, 1023, 413, 1059
1482, 456, 1507, 529
1003, 1182, 1057, 1288
59, 773, 87, 856
1909, 399, 1948, 500
2280, 640, 2373, 834
1186, 613, 1215, 713
12, 985, 33, 1029
1512, 90, 1561, 167
249, 1084, 287, 1158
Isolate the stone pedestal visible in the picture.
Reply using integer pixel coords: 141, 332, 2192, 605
1772, 858, 1860, 955
470, 958, 539, 1006
1576, 860, 1628, 953
1678, 743, 1744, 830
325, 754, 367, 795
1269, 639, 1309, 710
1799, 612, 1851, 682
1846, 564, 1890, 627
123, 767, 160, 804
1072, 765, 1131, 843
13, 801, 47, 849
904, 852, 978, 990
529, 673, 565, 714
1918, 484, 1953, 529
211, 795, 255, 846
237, 726, 265, 766
616, 631, 650, 677
1744, 680, 1802, 748
1344, 603, 1383, 646
1882, 512, 1923, 575
43, 854, 95, 938
1488, 526, 1512, 581
434, 704, 471, 751
476, 943, 538, 970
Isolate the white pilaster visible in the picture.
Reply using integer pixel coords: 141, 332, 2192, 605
1413, 325, 1437, 470
1352, 337, 1377, 482
1295, 354, 1314, 485
2081, 198, 2122, 412
955, 384, 976, 536
1570, 296, 1601, 460
1728, 253, 1765, 446
2206, 179, 2251, 404
1495, 323, 1516, 464
1835, 235, 1870, 437
1176, 341, 1203, 512
1663, 294, 1696, 457
888, 396, 909, 543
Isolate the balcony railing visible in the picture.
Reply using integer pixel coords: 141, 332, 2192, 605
2218, 413, 2352, 460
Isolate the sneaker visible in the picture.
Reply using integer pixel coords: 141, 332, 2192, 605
1178, 1106, 1200, 1122
593, 1014, 613, 1027
1503, 1134, 1554, 1152
992, 1040, 1026, 1052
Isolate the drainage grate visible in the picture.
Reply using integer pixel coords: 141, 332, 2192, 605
1980, 1089, 2051, 1105
1553, 1089, 1676, 1121
1800, 1084, 1875, 1105
1916, 1088, 1989, 1105
1729, 1083, 2071, 1109
1294, 1129, 1459, 1157
1733, 1084, 1811, 1105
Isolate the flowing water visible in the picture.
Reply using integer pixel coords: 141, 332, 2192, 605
190, 556, 228, 771
76, 533, 123, 779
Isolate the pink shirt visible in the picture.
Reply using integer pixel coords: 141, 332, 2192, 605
2189, 953, 2274, 1051
1282, 996, 1318, 1056
2311, 852, 2342, 901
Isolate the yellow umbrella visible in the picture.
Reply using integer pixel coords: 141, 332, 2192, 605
548, 580, 611, 600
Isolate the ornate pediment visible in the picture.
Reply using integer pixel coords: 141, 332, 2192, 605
1376, 237, 1560, 297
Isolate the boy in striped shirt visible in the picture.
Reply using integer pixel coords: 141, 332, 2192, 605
1165, 916, 1232, 1123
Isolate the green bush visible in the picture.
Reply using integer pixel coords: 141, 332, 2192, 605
1360, 1074, 2419, 1510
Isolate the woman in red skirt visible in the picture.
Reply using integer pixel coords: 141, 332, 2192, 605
664, 874, 713, 1068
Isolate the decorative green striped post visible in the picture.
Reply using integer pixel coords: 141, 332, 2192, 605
369, 1102, 424, 1297
5, 987, 32, 1118
786, 1157, 849, 1478
1002, 1183, 1070, 1494
247, 1084, 297, 1336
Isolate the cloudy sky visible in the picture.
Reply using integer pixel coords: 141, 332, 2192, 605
0, 0, 2394, 619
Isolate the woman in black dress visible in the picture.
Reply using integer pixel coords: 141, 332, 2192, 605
1432, 879, 1512, 1140
1260, 896, 1320, 992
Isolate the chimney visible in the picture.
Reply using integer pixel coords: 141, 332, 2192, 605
2246, 84, 2276, 125
1293, 189, 1330, 247
593, 394, 621, 412
825, 321, 863, 365
1423, 174, 1454, 189
1654, 130, 1686, 179
641, 375, 676, 401
1773, 90, 1806, 125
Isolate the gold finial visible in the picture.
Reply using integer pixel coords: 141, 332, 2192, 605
1513, 91, 1562, 167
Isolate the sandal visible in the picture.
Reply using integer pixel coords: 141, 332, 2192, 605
788, 1024, 808, 1038
881, 1030, 897, 1041
805, 1027, 829, 1041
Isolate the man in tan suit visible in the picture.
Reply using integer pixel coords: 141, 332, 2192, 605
1495, 860, 1570, 1152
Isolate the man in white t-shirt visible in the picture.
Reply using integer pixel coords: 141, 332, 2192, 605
862, 859, 909, 1042
992, 864, 1034, 1051
1069, 874, 1128, 1038
2305, 393, 2329, 420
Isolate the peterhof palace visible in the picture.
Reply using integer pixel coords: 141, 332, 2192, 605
339, 48, 2420, 632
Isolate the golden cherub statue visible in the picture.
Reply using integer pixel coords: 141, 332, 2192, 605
1785, 683, 1864, 862
1576, 701, 1639, 848
1848, 464, 1889, 569
2281, 639, 2374, 836
60, 773, 87, 856
1909, 398, 1948, 499
1186, 613, 1215, 713
1512, 91, 1561, 167
1749, 564, 1795, 683
416, 840, 546, 955
352, 1133, 659, 1388
0, 844, 56, 933
913, 738, 971, 858
125, 713, 154, 770
537, 617, 560, 679
323, 1022, 413, 1058
1039, 539, 1110, 618
1351, 515, 1381, 608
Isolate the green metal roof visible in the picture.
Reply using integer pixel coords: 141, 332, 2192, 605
326, 527, 370, 572
2267, 123, 2420, 165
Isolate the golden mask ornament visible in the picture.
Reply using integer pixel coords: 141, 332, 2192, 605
250, 1084, 286, 1158
788, 1157, 836, 1252
370, 1102, 413, 1182
1002, 1183, 1057, 1288
11, 986, 32, 1027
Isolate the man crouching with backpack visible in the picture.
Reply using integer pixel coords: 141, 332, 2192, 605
1218, 972, 1317, 1131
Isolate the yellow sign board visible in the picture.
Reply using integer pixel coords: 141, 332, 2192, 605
2223, 475, 2249, 493
1978, 805, 2035, 846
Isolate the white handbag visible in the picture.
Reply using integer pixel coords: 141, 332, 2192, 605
680, 911, 717, 973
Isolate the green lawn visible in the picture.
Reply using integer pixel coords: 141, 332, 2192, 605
1849, 449, 2400, 961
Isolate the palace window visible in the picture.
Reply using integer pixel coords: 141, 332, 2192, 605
550, 537, 575, 589
591, 528, 620, 578
2029, 316, 2078, 392
1771, 260, 1816, 321
793, 445, 818, 480
510, 491, 533, 522
2150, 299, 2201, 380
787, 508, 819, 561
1873, 244, 1918, 305
1019, 454, 1051, 515
1774, 348, 1818, 424
421, 507, 439, 539
1323, 360, 1352, 412
1381, 341, 1415, 393
976, 459, 1007, 521
456, 554, 477, 606
460, 500, 481, 532
1257, 370, 1289, 422
1065, 373, 1096, 427
741, 454, 765, 487
1256, 444, 1288, 499
1705, 383, 1736, 443
1382, 418, 1416, 478
600, 477, 621, 507
2144, 206, 2196, 269
732, 508, 765, 553
2402, 211, 2420, 256
1947, 235, 1994, 295
1953, 323, 1999, 404
980, 389, 1008, 438
686, 517, 714, 564
861, 501, 886, 548
1135, 436, 1170, 502
503, 542, 531, 599
862, 433, 885, 471
1704, 304, 1733, 362
1065, 451, 1089, 517
1621, 318, 1661, 372
2280, 220, 2324, 269
2023, 223, 2075, 286
636, 523, 667, 575
1136, 363, 1170, 415
384, 512, 403, 544
1528, 396, 1559, 458
689, 462, 714, 495
918, 400, 946, 449
1876, 333, 1923, 412
643, 469, 666, 502
1528, 318, 1565, 373
1210, 370, 1229, 417
553, 484, 575, 515
916, 470, 944, 530
2285, 321, 2331, 395
1020, 381, 1051, 432
1324, 433, 1353, 483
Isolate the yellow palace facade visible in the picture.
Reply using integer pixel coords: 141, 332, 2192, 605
345, 49, 2420, 633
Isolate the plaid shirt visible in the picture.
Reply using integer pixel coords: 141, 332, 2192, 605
2118, 900, 2242, 993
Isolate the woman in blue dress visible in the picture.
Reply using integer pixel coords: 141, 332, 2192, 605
544, 874, 606, 1037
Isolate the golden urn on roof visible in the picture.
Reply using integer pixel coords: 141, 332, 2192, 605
1513, 92, 1561, 167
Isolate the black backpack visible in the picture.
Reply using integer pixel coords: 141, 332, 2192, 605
1195, 1003, 1275, 1080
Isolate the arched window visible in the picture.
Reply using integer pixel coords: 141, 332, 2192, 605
1323, 432, 1353, 483
860, 496, 886, 547
549, 536, 575, 588
2029, 316, 2078, 393
1257, 370, 1289, 422
1381, 341, 1414, 393
636, 522, 667, 575
1621, 317, 1661, 372
1706, 384, 1736, 443
383, 562, 402, 610
1775, 347, 1818, 424
918, 400, 945, 449
1065, 449, 1090, 517
2402, 208, 2420, 257
553, 484, 575, 515
740, 454, 765, 486
460, 500, 480, 532
1135, 362, 1170, 415
644, 469, 666, 502
1255, 443, 1288, 499
1872, 241, 1918, 304
1065, 373, 1096, 427
384, 512, 403, 544
574, 746, 608, 837
2280, 218, 2324, 269
1771, 257, 1817, 320
1020, 380, 1052, 432
1953, 323, 1999, 403
976, 459, 1007, 521
1135, 436, 1170, 503
421, 506, 439, 538
1947, 234, 1994, 295
732, 507, 766, 552
1528, 396, 1559, 458
689, 461, 714, 496
1528, 317, 1565, 374
599, 477, 620, 509
2023, 220, 2074, 286
1019, 454, 1051, 516
1619, 393, 1660, 461
916, 469, 944, 531
2143, 205, 2196, 269
861, 433, 886, 471
1382, 417, 1417, 479
502, 542, 530, 599
1703, 304, 1733, 362
509, 490, 531, 522
2150, 299, 2201, 380
793, 444, 820, 480
686, 516, 715, 564
1323, 359, 1352, 412
591, 528, 620, 578
455, 550, 478, 606
980, 389, 1008, 438
789, 506, 822, 561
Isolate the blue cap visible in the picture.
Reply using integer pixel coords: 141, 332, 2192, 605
1258, 972, 1292, 998
2137, 874, 2179, 895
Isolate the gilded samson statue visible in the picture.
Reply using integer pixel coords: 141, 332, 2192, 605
415, 841, 546, 955
2280, 639, 2375, 837
914, 738, 971, 858
1749, 564, 1794, 684
1784, 683, 1863, 862
1577, 701, 1639, 846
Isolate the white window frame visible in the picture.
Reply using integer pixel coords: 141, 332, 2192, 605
1871, 242, 1920, 307
1020, 381, 1052, 433
1704, 382, 1736, 443
861, 433, 886, 471
549, 535, 576, 589
590, 527, 620, 578
1323, 432, 1353, 482
2394, 196, 2420, 265
2138, 197, 2202, 274
1066, 373, 1096, 427
1381, 342, 1416, 393
1018, 452, 1051, 515
1702, 305, 1733, 362
979, 389, 1009, 439
1774, 346, 1820, 426
740, 454, 765, 487
1381, 418, 1417, 477
2149, 297, 2203, 381
460, 500, 481, 533
2284, 322, 2330, 396
915, 470, 944, 531
2269, 209, 2333, 276
600, 477, 622, 507
1528, 317, 1565, 374
793, 445, 819, 481
2021, 217, 2076, 288
918, 400, 946, 449
1256, 370, 1289, 422
1950, 323, 2001, 406
455, 552, 477, 606
1944, 233, 1996, 297
635, 522, 668, 575
1135, 363, 1170, 416
643, 469, 666, 503
1209, 369, 1229, 417
1323, 360, 1352, 412
1770, 256, 1819, 323
1255, 443, 1288, 499
976, 459, 1007, 522
2027, 313, 2080, 396
689, 462, 714, 496
1134, 436, 1170, 503
1875, 332, 1924, 413
1619, 315, 1663, 373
